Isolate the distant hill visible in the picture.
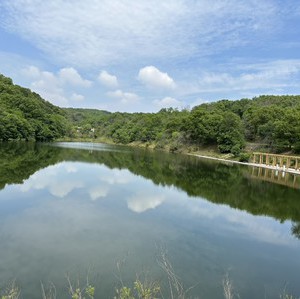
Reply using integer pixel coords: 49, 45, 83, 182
63, 107, 110, 126
0, 74, 69, 141
1, 72, 300, 155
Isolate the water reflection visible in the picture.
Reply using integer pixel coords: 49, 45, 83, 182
250, 166, 300, 189
1, 142, 300, 223
17, 161, 168, 213
1, 142, 300, 298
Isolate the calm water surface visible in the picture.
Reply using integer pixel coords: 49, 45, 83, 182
0, 142, 300, 298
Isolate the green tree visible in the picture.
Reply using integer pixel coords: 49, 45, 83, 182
217, 112, 245, 154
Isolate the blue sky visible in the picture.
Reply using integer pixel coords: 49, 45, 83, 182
1, 0, 300, 112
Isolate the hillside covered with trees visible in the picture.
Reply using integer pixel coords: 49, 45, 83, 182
0, 74, 69, 141
1, 73, 300, 155
65, 95, 300, 155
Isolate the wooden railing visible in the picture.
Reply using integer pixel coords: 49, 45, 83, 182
252, 152, 300, 172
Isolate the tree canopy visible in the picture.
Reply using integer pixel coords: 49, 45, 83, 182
1, 73, 300, 154
0, 74, 69, 141
65, 95, 300, 154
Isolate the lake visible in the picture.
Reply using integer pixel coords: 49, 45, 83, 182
0, 142, 300, 298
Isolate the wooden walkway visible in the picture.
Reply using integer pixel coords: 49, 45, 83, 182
252, 152, 300, 173
193, 153, 300, 189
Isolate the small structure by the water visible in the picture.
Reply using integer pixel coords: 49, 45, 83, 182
193, 152, 300, 187
252, 152, 300, 174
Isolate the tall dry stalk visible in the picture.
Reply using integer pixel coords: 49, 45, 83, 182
1, 280, 20, 299
157, 250, 199, 299
41, 282, 56, 299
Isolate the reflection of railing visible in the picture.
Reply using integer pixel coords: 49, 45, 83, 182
252, 152, 300, 173
250, 166, 300, 189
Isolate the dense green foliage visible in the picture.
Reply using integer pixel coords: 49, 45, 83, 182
242, 96, 300, 152
0, 142, 61, 190
64, 107, 110, 137
1, 73, 300, 153
0, 74, 69, 141
65, 106, 246, 154
65, 96, 300, 154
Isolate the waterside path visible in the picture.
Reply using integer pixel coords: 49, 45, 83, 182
191, 154, 300, 176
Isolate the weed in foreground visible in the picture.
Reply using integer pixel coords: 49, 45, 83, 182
1, 280, 20, 299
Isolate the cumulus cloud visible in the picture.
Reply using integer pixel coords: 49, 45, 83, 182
21, 65, 91, 106
22, 65, 40, 79
138, 66, 175, 89
71, 93, 85, 102
107, 89, 139, 104
59, 67, 92, 87
127, 193, 166, 213
29, 69, 68, 106
98, 70, 118, 88
20, 164, 84, 198
89, 185, 109, 201
153, 97, 183, 109
2, 1, 299, 111
100, 169, 133, 185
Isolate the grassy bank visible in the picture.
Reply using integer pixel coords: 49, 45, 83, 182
1, 275, 298, 299
56, 137, 234, 159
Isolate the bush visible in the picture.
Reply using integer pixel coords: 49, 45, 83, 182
292, 142, 300, 154
230, 144, 242, 156
239, 152, 251, 162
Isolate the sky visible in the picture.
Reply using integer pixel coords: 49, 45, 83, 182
0, 0, 300, 112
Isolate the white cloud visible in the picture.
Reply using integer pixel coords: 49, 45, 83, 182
100, 169, 133, 185
49, 181, 83, 198
98, 70, 118, 88
138, 66, 175, 89
107, 89, 139, 104
2, 1, 299, 112
127, 193, 166, 213
181, 199, 294, 246
30, 69, 68, 106
20, 163, 83, 198
22, 65, 40, 79
21, 65, 91, 106
89, 185, 109, 201
153, 97, 183, 109
187, 60, 300, 95
59, 67, 92, 87
65, 165, 78, 173
190, 98, 209, 108
0, 1, 277, 67
71, 93, 85, 102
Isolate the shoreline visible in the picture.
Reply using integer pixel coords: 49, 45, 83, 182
56, 139, 300, 176
191, 154, 300, 175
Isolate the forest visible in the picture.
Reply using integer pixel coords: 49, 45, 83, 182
65, 95, 300, 155
1, 73, 300, 155
0, 74, 69, 141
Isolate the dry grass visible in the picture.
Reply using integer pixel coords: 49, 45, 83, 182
41, 282, 56, 299
0, 280, 20, 299
1, 262, 299, 299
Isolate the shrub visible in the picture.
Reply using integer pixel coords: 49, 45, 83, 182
292, 142, 300, 154
239, 152, 251, 162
